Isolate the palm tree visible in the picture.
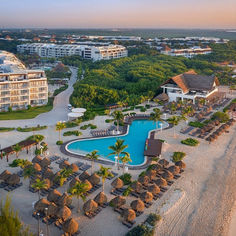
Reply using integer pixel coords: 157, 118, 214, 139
108, 139, 129, 170
169, 102, 177, 114
149, 108, 162, 129
168, 116, 180, 137
97, 165, 114, 192
69, 182, 89, 212
117, 101, 126, 111
86, 150, 99, 174
23, 165, 36, 185
111, 110, 124, 133
57, 168, 73, 187
104, 109, 111, 116
12, 144, 22, 158
56, 122, 66, 141
18, 159, 32, 169
32, 178, 47, 200
119, 154, 132, 174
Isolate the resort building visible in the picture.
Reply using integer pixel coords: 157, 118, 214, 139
160, 70, 220, 104
17, 43, 128, 61
160, 45, 212, 58
0, 51, 48, 111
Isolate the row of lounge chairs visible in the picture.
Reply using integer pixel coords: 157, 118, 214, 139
75, 162, 91, 172
110, 187, 126, 196
84, 207, 103, 219
49, 156, 60, 162
86, 184, 102, 196
55, 157, 69, 164
2, 182, 23, 192
91, 129, 110, 137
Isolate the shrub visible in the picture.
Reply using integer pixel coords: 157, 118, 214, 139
114, 121, 124, 126
211, 111, 230, 123
181, 138, 199, 146
82, 111, 96, 121
140, 107, 147, 112
139, 171, 146, 177
65, 119, 81, 128
80, 124, 96, 130
119, 173, 132, 185
90, 124, 97, 129
35, 149, 41, 155
56, 141, 63, 145
146, 213, 161, 227
9, 159, 22, 167
63, 131, 82, 136
53, 84, 68, 96
105, 119, 113, 123
27, 134, 44, 142
0, 127, 15, 132
126, 224, 154, 236
16, 125, 47, 132
145, 104, 151, 109
189, 121, 205, 128
172, 152, 186, 163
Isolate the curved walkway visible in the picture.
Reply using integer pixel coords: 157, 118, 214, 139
0, 67, 78, 127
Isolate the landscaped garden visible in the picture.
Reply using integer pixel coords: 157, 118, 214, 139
181, 138, 199, 147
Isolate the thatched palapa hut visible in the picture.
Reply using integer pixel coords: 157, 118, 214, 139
83, 179, 93, 191
138, 175, 150, 186
47, 189, 62, 203
0, 170, 11, 181
122, 208, 136, 222
6, 174, 20, 185
43, 168, 54, 180
94, 192, 108, 205
79, 171, 90, 181
56, 205, 71, 221
110, 196, 126, 208
111, 177, 124, 189
147, 184, 160, 195
34, 198, 50, 212
32, 155, 42, 164
140, 191, 153, 203
83, 199, 98, 213
46, 202, 58, 216
146, 169, 157, 180
168, 165, 180, 175
175, 161, 186, 169
33, 163, 42, 172
162, 171, 174, 180
62, 218, 79, 235
130, 199, 145, 212
131, 181, 142, 193
69, 177, 80, 189
155, 178, 168, 187
88, 173, 100, 186
57, 193, 72, 207
40, 158, 51, 168
69, 163, 79, 173
158, 159, 169, 167
59, 160, 70, 169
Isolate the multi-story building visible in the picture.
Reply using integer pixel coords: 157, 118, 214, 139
160, 45, 212, 58
17, 43, 128, 61
0, 51, 48, 112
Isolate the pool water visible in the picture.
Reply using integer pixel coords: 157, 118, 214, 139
66, 120, 167, 166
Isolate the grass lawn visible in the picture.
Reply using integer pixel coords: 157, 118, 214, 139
0, 98, 53, 120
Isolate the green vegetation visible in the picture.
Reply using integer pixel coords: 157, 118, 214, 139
80, 123, 97, 130
56, 140, 63, 145
211, 111, 230, 123
53, 84, 69, 96
65, 119, 82, 128
16, 125, 47, 132
63, 130, 82, 136
146, 213, 162, 227
181, 138, 199, 146
172, 152, 186, 163
27, 134, 44, 142
0, 127, 15, 132
119, 173, 132, 185
0, 98, 53, 120
223, 98, 236, 112
189, 121, 205, 128
105, 119, 113, 123
0, 196, 34, 236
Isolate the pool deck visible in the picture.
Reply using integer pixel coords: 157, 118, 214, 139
60, 115, 172, 170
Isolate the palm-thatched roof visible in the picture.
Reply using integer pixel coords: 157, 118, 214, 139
59, 160, 70, 169
88, 173, 100, 186
130, 199, 145, 212
33, 163, 42, 172
146, 169, 157, 180
83, 199, 98, 213
56, 205, 71, 221
47, 189, 62, 203
110, 196, 126, 208
111, 177, 124, 189
57, 193, 72, 207
46, 202, 58, 216
94, 192, 108, 205
168, 165, 180, 175
155, 178, 168, 187
69, 177, 80, 189
69, 163, 79, 173
162, 171, 174, 181
158, 159, 169, 167
43, 168, 54, 180
131, 181, 142, 193
150, 164, 162, 172
175, 160, 186, 169
43, 178, 52, 190
122, 208, 136, 222
40, 158, 51, 168
138, 175, 150, 186
147, 184, 160, 195
6, 174, 20, 185
79, 171, 90, 181
62, 218, 79, 235
32, 155, 42, 163
0, 170, 11, 181
83, 179, 93, 191
34, 198, 50, 212
140, 191, 153, 203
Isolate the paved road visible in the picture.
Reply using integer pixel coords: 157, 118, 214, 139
0, 67, 78, 127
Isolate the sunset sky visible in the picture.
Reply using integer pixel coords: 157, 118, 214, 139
1, 0, 236, 29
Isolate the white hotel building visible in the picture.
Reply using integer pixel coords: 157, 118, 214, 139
0, 51, 48, 112
17, 43, 128, 61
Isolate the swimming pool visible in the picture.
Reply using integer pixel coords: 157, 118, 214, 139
66, 120, 168, 166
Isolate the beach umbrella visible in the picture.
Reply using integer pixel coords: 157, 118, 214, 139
111, 177, 124, 189
69, 177, 80, 189
168, 165, 180, 175
56, 205, 71, 221
110, 196, 126, 208
122, 208, 136, 222
79, 171, 90, 181
158, 159, 169, 168
33, 163, 42, 172
88, 173, 100, 186
146, 169, 157, 180
32, 155, 43, 164
150, 164, 162, 171
83, 179, 93, 191
69, 163, 79, 173
59, 160, 70, 169
130, 199, 145, 212
140, 191, 153, 203
46, 202, 58, 216
162, 171, 174, 181
34, 198, 50, 212
147, 184, 160, 195
57, 192, 72, 207
43, 178, 52, 190
155, 178, 168, 187
6, 174, 20, 185
47, 189, 62, 203
0, 170, 11, 181
40, 158, 51, 168
175, 161, 186, 169
131, 181, 142, 193
43, 168, 54, 180
94, 192, 108, 205
62, 218, 79, 235
83, 199, 98, 213
138, 175, 150, 186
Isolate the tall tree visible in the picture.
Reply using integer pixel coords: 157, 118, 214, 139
97, 165, 113, 192
119, 154, 132, 174
149, 108, 162, 129
111, 110, 124, 133
86, 150, 99, 174
56, 122, 66, 141
168, 116, 180, 137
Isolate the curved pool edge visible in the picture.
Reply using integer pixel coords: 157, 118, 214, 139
60, 119, 170, 170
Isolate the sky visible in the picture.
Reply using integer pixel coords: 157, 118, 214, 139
0, 0, 236, 29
